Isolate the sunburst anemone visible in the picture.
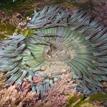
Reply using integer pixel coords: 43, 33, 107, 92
0, 5, 107, 95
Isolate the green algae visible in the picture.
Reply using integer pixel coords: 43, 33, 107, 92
0, 23, 15, 40
67, 93, 107, 107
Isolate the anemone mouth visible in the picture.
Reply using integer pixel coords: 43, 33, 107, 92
43, 35, 76, 62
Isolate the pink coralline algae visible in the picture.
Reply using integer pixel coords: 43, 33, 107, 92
0, 72, 80, 107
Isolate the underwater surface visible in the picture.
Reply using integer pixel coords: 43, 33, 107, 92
0, 0, 107, 107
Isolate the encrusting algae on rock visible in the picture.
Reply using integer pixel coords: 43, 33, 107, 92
0, 73, 5, 90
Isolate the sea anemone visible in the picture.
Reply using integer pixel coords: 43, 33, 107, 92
0, 5, 107, 96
